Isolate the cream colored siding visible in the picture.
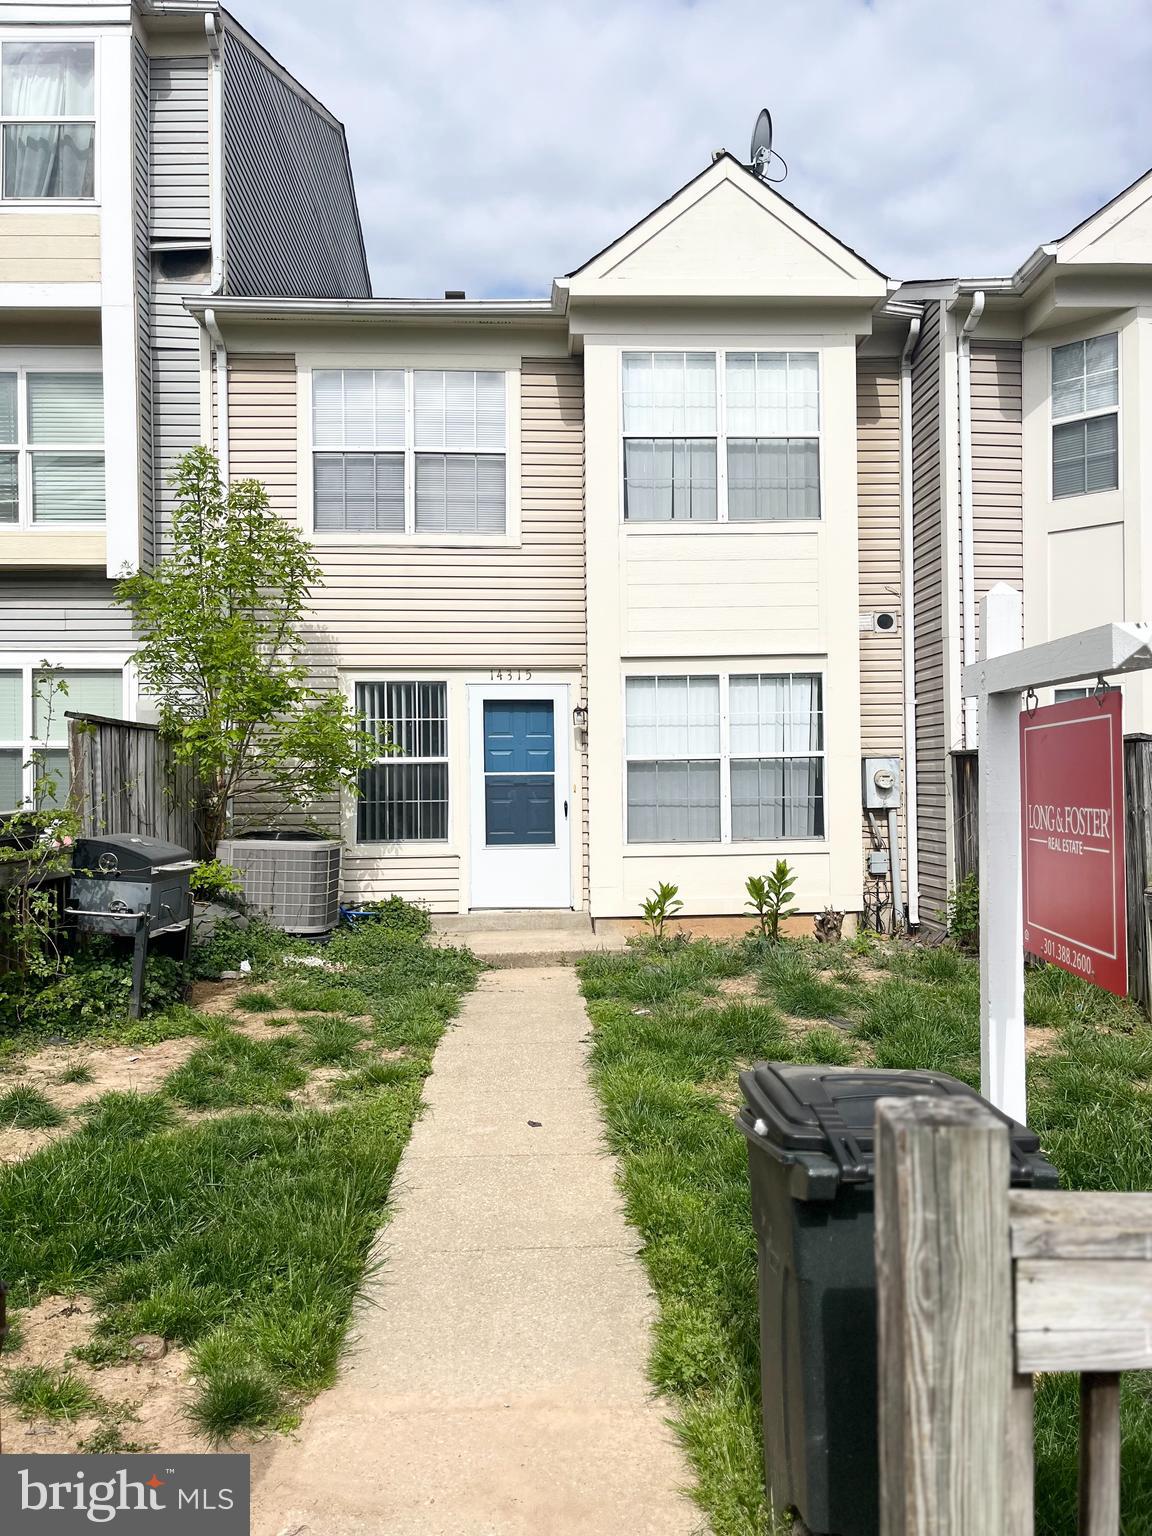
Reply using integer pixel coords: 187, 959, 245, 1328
970, 341, 1023, 658
0, 213, 100, 282
856, 359, 907, 895
225, 352, 587, 913
911, 302, 949, 921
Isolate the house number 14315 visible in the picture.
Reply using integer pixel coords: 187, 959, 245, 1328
489, 669, 532, 681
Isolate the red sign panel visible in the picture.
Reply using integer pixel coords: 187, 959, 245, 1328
1021, 693, 1126, 994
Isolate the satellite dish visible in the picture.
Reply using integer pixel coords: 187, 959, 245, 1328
749, 107, 788, 184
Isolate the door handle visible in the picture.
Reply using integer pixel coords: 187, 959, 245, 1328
563, 800, 569, 819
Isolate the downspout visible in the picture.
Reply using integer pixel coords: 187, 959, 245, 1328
204, 13, 225, 296
900, 314, 923, 927
203, 308, 228, 483
957, 290, 985, 746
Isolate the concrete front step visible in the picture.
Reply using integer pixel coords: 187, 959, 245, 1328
433, 910, 594, 935
436, 927, 627, 969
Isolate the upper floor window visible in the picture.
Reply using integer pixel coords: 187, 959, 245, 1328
1, 42, 95, 200
622, 349, 820, 523
312, 369, 507, 537
0, 367, 104, 526
1051, 333, 1118, 499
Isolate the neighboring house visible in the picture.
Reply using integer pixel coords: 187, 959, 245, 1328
4, 4, 1151, 928
0, 0, 367, 812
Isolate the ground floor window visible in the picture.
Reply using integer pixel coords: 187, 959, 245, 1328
356, 680, 449, 841
0, 665, 123, 811
624, 670, 824, 844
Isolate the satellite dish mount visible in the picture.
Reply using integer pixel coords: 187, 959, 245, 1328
749, 108, 788, 184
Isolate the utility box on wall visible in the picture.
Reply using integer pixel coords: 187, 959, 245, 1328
862, 757, 901, 812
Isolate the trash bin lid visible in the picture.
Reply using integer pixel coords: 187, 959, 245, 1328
738, 1063, 1045, 1187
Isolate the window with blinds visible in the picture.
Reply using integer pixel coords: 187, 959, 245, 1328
0, 365, 104, 525
624, 671, 824, 844
312, 369, 507, 536
0, 665, 123, 812
355, 680, 449, 842
621, 350, 820, 523
1051, 334, 1118, 499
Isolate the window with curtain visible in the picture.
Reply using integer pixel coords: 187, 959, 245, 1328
312, 368, 507, 537
624, 671, 825, 843
0, 666, 123, 812
621, 349, 821, 523
0, 366, 104, 526
1051, 333, 1118, 499
1, 41, 95, 200
356, 680, 449, 841
729, 673, 824, 838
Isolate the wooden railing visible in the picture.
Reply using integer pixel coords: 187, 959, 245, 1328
875, 1096, 1151, 1535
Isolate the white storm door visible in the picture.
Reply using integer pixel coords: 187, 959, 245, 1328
468, 683, 572, 909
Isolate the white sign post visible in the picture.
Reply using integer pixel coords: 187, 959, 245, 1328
962, 585, 1152, 1122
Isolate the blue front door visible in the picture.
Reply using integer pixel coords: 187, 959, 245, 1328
483, 700, 556, 846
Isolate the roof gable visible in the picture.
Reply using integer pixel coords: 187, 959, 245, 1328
566, 155, 888, 301
1057, 166, 1152, 265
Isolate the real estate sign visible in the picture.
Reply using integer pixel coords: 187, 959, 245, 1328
1020, 692, 1127, 995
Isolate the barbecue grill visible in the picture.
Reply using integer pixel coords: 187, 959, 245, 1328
67, 834, 197, 1016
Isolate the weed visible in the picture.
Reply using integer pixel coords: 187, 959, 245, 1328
296, 1015, 365, 1067
78, 1423, 147, 1454
329, 1059, 419, 1099
164, 1032, 307, 1110
190, 1367, 281, 1442
79, 1091, 177, 1141
944, 871, 979, 952
639, 882, 684, 941
55, 1062, 93, 1086
234, 989, 278, 1013
3, 1365, 99, 1420
744, 861, 798, 943
0, 1084, 64, 1130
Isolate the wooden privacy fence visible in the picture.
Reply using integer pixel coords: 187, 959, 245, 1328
875, 1096, 1150, 1535
67, 712, 208, 858
952, 736, 1152, 1012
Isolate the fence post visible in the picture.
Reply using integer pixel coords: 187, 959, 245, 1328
875, 1095, 1017, 1535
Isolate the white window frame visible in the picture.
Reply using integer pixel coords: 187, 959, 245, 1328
0, 36, 99, 206
618, 348, 824, 527
1049, 330, 1120, 502
0, 654, 132, 811
352, 676, 451, 846
0, 349, 104, 529
305, 367, 517, 546
621, 666, 828, 847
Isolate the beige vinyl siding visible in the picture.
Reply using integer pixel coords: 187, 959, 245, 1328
225, 352, 587, 913
911, 301, 949, 923
0, 213, 100, 282
970, 341, 1023, 658
856, 359, 906, 897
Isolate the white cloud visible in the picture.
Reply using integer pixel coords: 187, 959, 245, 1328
235, 0, 1152, 296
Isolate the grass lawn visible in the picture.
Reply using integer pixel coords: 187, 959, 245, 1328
0, 920, 479, 1449
578, 934, 1152, 1536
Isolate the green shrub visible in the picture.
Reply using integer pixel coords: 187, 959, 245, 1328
6, 946, 185, 1037
640, 881, 683, 940
745, 861, 798, 942
944, 871, 980, 953
345, 894, 432, 938
189, 915, 311, 980
189, 858, 244, 905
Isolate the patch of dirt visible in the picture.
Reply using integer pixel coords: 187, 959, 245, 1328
717, 975, 761, 999
288, 1067, 348, 1109
1026, 1026, 1061, 1057
0, 1294, 217, 1456
188, 979, 250, 1014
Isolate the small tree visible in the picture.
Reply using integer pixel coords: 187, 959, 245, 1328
115, 448, 379, 852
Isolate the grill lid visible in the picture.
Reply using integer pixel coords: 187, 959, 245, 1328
74, 833, 194, 876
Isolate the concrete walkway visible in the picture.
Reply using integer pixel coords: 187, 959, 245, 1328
253, 967, 700, 1536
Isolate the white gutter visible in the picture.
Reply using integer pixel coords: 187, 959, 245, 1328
900, 313, 923, 927
954, 289, 985, 747
203, 307, 228, 482
185, 296, 558, 320
204, 13, 224, 295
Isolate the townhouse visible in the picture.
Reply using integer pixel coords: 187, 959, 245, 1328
4, 0, 1152, 930
0, 0, 366, 810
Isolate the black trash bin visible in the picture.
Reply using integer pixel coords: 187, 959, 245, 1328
737, 1063, 1058, 1536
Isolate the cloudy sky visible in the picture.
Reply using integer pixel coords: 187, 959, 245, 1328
234, 0, 1152, 298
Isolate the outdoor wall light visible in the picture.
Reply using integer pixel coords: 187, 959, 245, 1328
573, 704, 589, 732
